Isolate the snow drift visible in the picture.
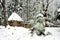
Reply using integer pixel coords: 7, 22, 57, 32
0, 26, 60, 40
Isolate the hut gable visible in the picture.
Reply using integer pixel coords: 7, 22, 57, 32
8, 12, 23, 21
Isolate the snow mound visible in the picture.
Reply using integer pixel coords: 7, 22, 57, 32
36, 13, 43, 17
8, 12, 23, 21
0, 26, 5, 29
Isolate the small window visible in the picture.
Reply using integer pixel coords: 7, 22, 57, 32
17, 22, 21, 24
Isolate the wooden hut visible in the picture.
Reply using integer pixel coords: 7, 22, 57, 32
8, 12, 24, 27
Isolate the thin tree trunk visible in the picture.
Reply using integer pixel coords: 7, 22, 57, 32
2, 0, 7, 27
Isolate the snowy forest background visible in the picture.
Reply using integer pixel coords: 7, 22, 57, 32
0, 0, 60, 27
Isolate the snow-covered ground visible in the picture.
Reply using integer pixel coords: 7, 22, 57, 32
0, 25, 60, 40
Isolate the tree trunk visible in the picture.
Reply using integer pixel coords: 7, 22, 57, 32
2, 0, 7, 27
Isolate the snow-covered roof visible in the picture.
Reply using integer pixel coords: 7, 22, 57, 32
8, 12, 23, 21
58, 8, 60, 12
36, 13, 43, 17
